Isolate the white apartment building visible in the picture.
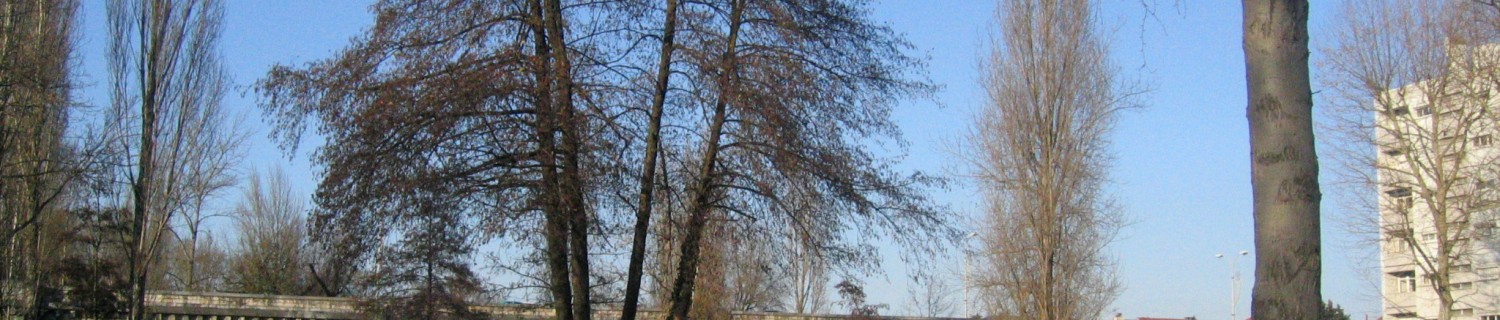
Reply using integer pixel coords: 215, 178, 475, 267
1378, 45, 1500, 320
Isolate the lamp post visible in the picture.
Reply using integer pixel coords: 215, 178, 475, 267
1217, 250, 1249, 320
964, 231, 978, 318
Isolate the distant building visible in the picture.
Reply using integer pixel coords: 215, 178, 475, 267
1376, 44, 1500, 319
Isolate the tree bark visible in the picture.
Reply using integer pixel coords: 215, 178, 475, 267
129, 1, 165, 316
622, 0, 679, 319
1242, 1, 1321, 319
667, 1, 743, 319
529, 0, 574, 318
541, 0, 593, 318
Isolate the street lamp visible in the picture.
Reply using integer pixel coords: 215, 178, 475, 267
1217, 250, 1249, 320
964, 231, 978, 318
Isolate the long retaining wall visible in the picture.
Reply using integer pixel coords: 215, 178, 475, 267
141, 291, 962, 320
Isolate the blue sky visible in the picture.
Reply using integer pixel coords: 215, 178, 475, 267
873, 1, 1370, 319
71, 1, 1375, 319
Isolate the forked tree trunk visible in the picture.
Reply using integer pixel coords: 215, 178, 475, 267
541, 0, 593, 318
1242, 0, 1321, 319
528, 0, 574, 318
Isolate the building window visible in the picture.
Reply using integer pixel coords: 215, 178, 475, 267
1392, 271, 1417, 293
1478, 220, 1498, 239
1440, 127, 1460, 140
1418, 105, 1433, 116
1390, 106, 1411, 116
1478, 179, 1498, 190
1453, 264, 1473, 273
1451, 282, 1473, 291
1423, 233, 1437, 241
1387, 187, 1412, 197
1386, 238, 1409, 253
1387, 187, 1414, 214
1480, 315, 1500, 320
1387, 196, 1415, 213
1387, 228, 1413, 239
1454, 308, 1475, 316
1475, 134, 1494, 147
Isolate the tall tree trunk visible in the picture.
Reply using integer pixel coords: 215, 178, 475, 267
1242, 1, 1321, 319
529, 0, 574, 318
541, 0, 593, 318
27, 211, 42, 319
667, 1, 743, 319
1435, 244, 1452, 320
0, 2, 14, 314
622, 0, 680, 318
1437, 289, 1453, 320
130, 1, 164, 315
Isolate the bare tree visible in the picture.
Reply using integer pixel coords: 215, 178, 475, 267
903, 272, 955, 318
703, 218, 789, 317
622, 0, 682, 317
256, 2, 944, 318
661, 0, 948, 317
683, 218, 733, 320
1321, 0, 1500, 318
159, 108, 240, 293
645, 196, 785, 319
722, 233, 784, 313
105, 0, 235, 318
0, 0, 78, 316
835, 280, 886, 319
299, 232, 360, 297
359, 186, 486, 320
1243, 0, 1322, 318
55, 207, 133, 318
227, 167, 310, 295
162, 228, 228, 291
646, 175, 689, 311
643, 154, 825, 318
255, 1, 638, 317
966, 0, 1125, 318
784, 226, 830, 315
537, 1, 595, 317
162, 111, 240, 292
255, 0, 543, 312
